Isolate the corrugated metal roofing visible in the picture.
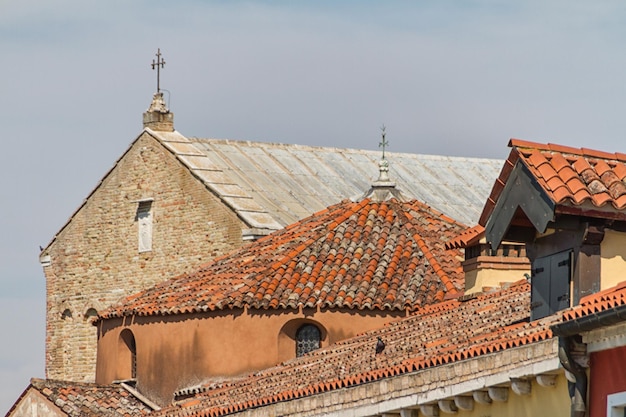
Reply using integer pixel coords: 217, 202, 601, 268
154, 130, 502, 228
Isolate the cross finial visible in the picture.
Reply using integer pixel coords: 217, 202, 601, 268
379, 125, 389, 160
151, 48, 166, 93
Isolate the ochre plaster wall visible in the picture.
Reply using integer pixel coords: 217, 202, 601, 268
96, 308, 405, 406
464, 265, 528, 294
43, 131, 246, 382
601, 229, 626, 290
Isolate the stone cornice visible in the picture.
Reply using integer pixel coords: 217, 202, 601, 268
220, 339, 560, 417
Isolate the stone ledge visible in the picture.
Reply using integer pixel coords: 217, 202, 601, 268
224, 339, 559, 417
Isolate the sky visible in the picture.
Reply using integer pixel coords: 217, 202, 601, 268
1, 0, 626, 411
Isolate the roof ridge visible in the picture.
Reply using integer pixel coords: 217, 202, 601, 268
268, 199, 367, 272
510, 138, 624, 161
401, 209, 458, 294
189, 137, 504, 160
445, 224, 485, 250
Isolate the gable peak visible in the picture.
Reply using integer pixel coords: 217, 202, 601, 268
143, 49, 174, 132
143, 92, 174, 132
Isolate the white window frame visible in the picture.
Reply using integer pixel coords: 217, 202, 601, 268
136, 199, 154, 253
607, 391, 626, 417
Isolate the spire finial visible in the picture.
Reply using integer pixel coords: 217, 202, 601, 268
151, 48, 166, 93
144, 48, 174, 131
356, 125, 403, 202
375, 125, 392, 184
379, 124, 388, 160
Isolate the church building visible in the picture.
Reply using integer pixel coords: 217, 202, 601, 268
13, 50, 626, 417
39, 79, 502, 383
94, 165, 469, 405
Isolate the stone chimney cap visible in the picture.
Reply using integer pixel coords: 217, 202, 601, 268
147, 92, 169, 113
143, 92, 174, 131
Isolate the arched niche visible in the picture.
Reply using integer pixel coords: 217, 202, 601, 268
117, 329, 137, 381
84, 308, 98, 323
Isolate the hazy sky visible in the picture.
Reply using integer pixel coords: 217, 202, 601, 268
2, 0, 626, 411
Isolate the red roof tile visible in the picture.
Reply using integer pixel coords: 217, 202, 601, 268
9, 379, 153, 416
445, 224, 485, 250
561, 280, 626, 321
480, 139, 626, 225
100, 198, 465, 319
155, 281, 558, 417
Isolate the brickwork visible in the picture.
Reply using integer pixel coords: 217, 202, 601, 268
43, 132, 246, 381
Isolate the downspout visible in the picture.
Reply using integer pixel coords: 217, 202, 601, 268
557, 336, 587, 417
551, 300, 626, 417
550, 304, 626, 417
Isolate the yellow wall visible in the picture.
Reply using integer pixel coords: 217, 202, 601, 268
463, 255, 530, 295
601, 229, 626, 290
464, 268, 528, 294
445, 374, 568, 417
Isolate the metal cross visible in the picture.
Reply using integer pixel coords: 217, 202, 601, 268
151, 48, 166, 93
379, 125, 389, 160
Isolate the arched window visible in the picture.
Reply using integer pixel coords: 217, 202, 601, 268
296, 324, 321, 357
61, 309, 72, 320
84, 308, 98, 323
118, 329, 137, 380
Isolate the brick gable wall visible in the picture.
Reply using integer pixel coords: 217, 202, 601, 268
43, 132, 246, 381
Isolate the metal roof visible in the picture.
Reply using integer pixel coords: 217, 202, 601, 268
152, 129, 503, 231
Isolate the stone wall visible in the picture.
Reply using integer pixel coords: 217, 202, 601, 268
43, 131, 246, 382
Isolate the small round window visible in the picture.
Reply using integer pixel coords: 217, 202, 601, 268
296, 324, 321, 357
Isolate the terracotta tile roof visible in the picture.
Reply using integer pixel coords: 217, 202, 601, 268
100, 198, 465, 319
445, 224, 485, 250
561, 280, 626, 322
155, 280, 559, 417
11, 379, 153, 416
479, 139, 626, 226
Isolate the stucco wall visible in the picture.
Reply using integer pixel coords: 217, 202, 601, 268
43, 131, 246, 382
463, 256, 529, 294
601, 229, 626, 290
96, 308, 405, 406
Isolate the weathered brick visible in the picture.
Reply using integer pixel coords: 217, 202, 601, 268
43, 133, 246, 381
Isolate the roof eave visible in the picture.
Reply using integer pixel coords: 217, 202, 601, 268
552, 303, 626, 337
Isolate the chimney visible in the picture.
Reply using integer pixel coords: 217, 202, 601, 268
446, 226, 530, 294
143, 92, 174, 132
